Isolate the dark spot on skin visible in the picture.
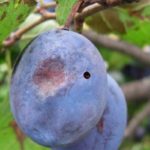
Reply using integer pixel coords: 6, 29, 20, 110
33, 57, 65, 94
97, 106, 117, 148
83, 72, 91, 79
97, 118, 104, 133
96, 106, 109, 133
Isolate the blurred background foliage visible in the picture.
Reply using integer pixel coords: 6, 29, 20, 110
0, 0, 150, 150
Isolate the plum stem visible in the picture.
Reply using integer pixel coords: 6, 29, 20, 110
64, 0, 84, 30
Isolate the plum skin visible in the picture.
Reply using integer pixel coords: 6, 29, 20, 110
53, 74, 127, 150
10, 29, 107, 147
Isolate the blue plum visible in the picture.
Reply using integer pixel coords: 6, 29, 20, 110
53, 74, 127, 150
10, 29, 107, 147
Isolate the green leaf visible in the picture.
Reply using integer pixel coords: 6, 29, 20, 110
123, 21, 150, 47
24, 139, 49, 150
142, 5, 150, 17
0, 0, 32, 46
117, 7, 150, 47
56, 0, 76, 25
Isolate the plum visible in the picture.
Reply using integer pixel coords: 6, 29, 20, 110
10, 29, 107, 147
53, 74, 127, 150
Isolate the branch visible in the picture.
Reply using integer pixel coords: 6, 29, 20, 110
0, 0, 9, 5
74, 3, 106, 32
3, 0, 138, 47
75, 0, 138, 23
75, 3, 104, 20
64, 0, 84, 29
3, 12, 56, 47
2, 1, 57, 47
121, 77, 150, 101
124, 100, 150, 139
83, 29, 150, 66
75, 0, 137, 31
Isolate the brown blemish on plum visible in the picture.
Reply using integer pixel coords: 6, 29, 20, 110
97, 118, 104, 133
33, 57, 66, 96
97, 106, 110, 133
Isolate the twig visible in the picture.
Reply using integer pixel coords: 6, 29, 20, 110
124, 100, 150, 139
122, 77, 150, 101
65, 0, 105, 30
3, 0, 56, 47
75, 0, 138, 22
64, 0, 84, 29
0, 0, 9, 5
3, 12, 56, 47
74, 3, 105, 32
74, 0, 138, 31
75, 3, 104, 20
83, 29, 150, 66
3, 0, 138, 47
64, 0, 101, 30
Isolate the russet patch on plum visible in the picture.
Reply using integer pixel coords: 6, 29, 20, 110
33, 57, 67, 97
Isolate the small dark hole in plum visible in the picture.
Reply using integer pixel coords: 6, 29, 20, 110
83, 72, 91, 79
